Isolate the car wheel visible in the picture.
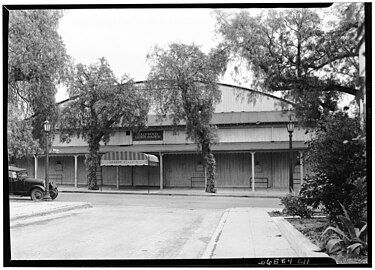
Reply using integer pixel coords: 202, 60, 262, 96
30, 188, 44, 201
50, 188, 58, 200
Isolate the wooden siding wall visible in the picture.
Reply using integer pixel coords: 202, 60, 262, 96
52, 126, 310, 148
164, 154, 202, 187
11, 158, 34, 177
271, 152, 299, 188
214, 85, 293, 112
107, 132, 132, 145
102, 166, 160, 187
102, 167, 131, 186
53, 132, 132, 147
215, 153, 250, 187
11, 156, 85, 185
164, 130, 194, 144
219, 128, 272, 143
29, 155, 162, 187
270, 127, 309, 142
218, 127, 309, 143
36, 156, 87, 185
163, 152, 304, 188
146, 84, 293, 114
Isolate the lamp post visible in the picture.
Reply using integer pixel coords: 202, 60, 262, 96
287, 116, 294, 193
44, 120, 51, 199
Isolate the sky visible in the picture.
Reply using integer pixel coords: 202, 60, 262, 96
56, 8, 226, 101
55, 5, 355, 107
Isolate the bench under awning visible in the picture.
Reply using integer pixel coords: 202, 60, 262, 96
100, 151, 159, 166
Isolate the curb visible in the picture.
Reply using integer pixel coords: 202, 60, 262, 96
60, 189, 284, 199
272, 217, 329, 258
201, 210, 229, 259
11, 202, 93, 222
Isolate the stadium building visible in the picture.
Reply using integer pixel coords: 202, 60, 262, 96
14, 83, 310, 191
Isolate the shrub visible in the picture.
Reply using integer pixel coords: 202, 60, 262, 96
321, 205, 368, 257
280, 194, 313, 218
300, 112, 367, 226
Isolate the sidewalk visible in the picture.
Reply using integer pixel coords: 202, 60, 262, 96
58, 185, 288, 198
10, 201, 92, 222
202, 207, 330, 259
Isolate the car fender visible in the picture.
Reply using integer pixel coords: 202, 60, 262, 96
27, 185, 46, 195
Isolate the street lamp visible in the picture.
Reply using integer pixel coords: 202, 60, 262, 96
44, 120, 51, 199
287, 116, 294, 193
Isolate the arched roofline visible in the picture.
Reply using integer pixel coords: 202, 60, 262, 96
217, 82, 295, 105
25, 80, 294, 121
134, 80, 295, 106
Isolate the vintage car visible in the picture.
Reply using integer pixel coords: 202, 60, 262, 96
8, 166, 58, 201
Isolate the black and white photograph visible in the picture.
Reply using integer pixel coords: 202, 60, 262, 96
4, 2, 370, 267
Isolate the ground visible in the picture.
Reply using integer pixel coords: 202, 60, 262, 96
9, 193, 281, 260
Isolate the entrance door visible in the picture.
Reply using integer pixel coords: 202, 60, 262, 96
132, 166, 160, 187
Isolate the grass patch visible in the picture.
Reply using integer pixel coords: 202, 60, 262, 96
287, 218, 329, 247
287, 217, 368, 264
268, 211, 368, 264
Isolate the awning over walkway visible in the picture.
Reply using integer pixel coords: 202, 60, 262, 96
100, 151, 159, 166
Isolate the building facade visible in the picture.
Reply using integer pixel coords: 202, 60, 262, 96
14, 84, 311, 191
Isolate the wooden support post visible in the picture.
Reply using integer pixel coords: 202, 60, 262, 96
147, 158, 150, 194
159, 153, 163, 190
131, 167, 134, 186
251, 152, 255, 192
74, 155, 78, 188
116, 166, 120, 190
34, 155, 38, 178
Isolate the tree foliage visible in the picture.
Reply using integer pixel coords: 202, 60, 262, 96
214, 4, 364, 126
7, 105, 41, 163
59, 58, 150, 189
300, 112, 366, 226
8, 10, 70, 152
147, 43, 227, 192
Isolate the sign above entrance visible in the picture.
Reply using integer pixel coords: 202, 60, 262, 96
133, 130, 163, 141
101, 159, 148, 166
100, 151, 159, 167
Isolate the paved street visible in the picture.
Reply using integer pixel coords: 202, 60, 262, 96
10, 193, 282, 260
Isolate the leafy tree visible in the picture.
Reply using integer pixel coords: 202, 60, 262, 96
7, 105, 41, 163
300, 112, 366, 226
8, 10, 70, 150
59, 58, 150, 190
147, 43, 227, 193
214, 4, 364, 127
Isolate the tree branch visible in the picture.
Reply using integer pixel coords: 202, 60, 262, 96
308, 51, 358, 70
272, 82, 358, 96
24, 94, 80, 120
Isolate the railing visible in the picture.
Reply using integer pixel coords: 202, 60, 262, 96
293, 179, 303, 186
249, 177, 269, 188
190, 177, 205, 188
49, 174, 63, 185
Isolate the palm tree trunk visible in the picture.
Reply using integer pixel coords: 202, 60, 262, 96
202, 141, 216, 193
85, 136, 101, 190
